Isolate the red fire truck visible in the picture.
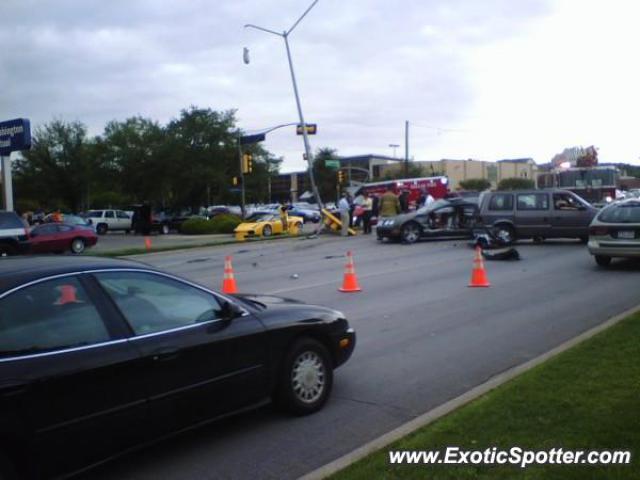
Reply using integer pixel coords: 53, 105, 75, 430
537, 166, 620, 206
358, 176, 450, 210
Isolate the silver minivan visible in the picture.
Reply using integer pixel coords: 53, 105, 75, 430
478, 189, 597, 244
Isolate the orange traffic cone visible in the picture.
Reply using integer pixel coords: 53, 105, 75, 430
144, 236, 152, 251
339, 251, 362, 292
222, 256, 238, 294
468, 246, 490, 288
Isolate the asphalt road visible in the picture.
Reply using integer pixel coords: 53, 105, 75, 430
86, 234, 640, 480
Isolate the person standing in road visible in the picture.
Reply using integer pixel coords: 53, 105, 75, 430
361, 191, 373, 234
279, 203, 290, 233
338, 193, 351, 237
379, 187, 401, 217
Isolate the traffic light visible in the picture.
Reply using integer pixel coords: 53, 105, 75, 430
232, 176, 238, 186
337, 170, 345, 184
242, 152, 253, 174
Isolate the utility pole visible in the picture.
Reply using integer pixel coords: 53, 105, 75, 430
404, 120, 409, 177
245, 0, 324, 211
237, 132, 246, 218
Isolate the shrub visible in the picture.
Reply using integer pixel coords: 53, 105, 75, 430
210, 214, 242, 233
459, 178, 491, 191
497, 178, 535, 190
180, 214, 242, 235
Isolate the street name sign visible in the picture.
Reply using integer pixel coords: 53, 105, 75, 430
0, 118, 31, 155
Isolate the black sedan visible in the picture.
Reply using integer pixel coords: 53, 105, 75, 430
0, 256, 355, 479
376, 198, 480, 244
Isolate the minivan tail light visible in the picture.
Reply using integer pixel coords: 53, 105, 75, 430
589, 226, 609, 236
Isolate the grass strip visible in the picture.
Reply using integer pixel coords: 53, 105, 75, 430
332, 313, 640, 480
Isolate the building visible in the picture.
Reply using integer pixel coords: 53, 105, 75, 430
271, 155, 539, 201
271, 154, 402, 202
378, 158, 538, 190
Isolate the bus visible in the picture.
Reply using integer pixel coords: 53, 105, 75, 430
537, 166, 620, 205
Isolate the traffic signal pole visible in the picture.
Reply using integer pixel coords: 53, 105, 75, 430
237, 132, 246, 218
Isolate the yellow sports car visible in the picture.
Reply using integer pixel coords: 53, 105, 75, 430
234, 213, 304, 240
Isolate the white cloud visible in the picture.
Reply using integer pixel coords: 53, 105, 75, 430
1, 0, 638, 174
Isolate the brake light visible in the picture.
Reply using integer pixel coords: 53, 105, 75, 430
589, 226, 609, 236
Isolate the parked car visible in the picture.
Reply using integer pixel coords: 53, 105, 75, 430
587, 198, 640, 266
44, 213, 95, 231
0, 256, 355, 478
28, 223, 98, 254
477, 189, 597, 244
85, 209, 132, 235
0, 211, 30, 256
289, 206, 321, 223
376, 197, 480, 244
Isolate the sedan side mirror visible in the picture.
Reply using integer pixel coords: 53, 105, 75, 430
220, 301, 243, 321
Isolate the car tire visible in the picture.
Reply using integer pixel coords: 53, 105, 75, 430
579, 236, 588, 244
595, 255, 611, 267
401, 222, 421, 244
161, 224, 170, 235
295, 222, 303, 231
125, 229, 130, 235
70, 238, 86, 254
0, 244, 16, 256
262, 225, 272, 237
494, 224, 516, 245
275, 337, 333, 416
96, 223, 108, 235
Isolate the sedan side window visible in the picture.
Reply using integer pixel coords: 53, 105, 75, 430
0, 277, 111, 358
95, 272, 224, 336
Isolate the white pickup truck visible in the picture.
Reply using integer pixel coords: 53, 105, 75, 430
86, 209, 132, 235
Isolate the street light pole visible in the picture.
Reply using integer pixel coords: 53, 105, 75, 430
244, 0, 324, 211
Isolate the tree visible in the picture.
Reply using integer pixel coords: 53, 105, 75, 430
98, 116, 166, 206
313, 147, 340, 202
497, 178, 535, 190
13, 120, 99, 212
459, 178, 491, 191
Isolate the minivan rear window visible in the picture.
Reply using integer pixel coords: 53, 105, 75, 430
488, 194, 513, 211
597, 202, 640, 223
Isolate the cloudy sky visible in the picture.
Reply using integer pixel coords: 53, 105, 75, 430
2, 0, 639, 172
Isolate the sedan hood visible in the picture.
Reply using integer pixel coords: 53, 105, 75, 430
384, 212, 418, 224
232, 293, 303, 305
232, 293, 344, 325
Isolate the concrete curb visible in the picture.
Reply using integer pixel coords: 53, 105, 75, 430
299, 303, 640, 480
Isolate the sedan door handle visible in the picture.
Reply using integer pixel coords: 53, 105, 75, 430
152, 347, 181, 362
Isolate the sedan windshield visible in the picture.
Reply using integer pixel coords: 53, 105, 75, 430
597, 201, 640, 223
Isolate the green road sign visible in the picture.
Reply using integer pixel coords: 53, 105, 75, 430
325, 160, 340, 169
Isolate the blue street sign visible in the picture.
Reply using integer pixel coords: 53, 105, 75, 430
0, 118, 31, 156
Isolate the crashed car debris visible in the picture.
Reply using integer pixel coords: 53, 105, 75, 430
376, 198, 480, 244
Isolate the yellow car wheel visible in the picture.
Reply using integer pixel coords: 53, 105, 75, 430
262, 225, 272, 237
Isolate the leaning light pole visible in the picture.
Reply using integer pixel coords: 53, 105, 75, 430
244, 0, 325, 211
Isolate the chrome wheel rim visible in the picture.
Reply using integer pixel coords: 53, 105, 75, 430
404, 225, 419, 243
263, 226, 272, 236
72, 239, 84, 253
496, 228, 512, 243
291, 351, 325, 404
